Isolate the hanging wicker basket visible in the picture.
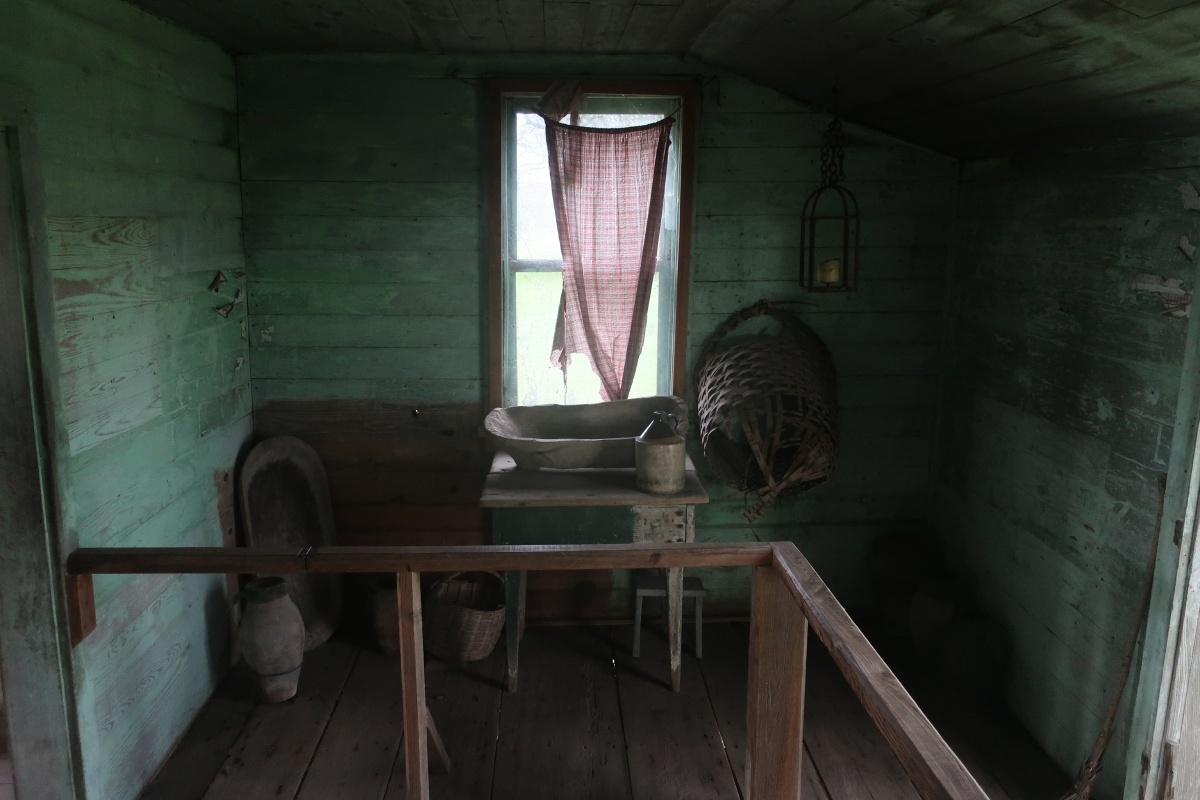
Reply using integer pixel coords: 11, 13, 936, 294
423, 572, 506, 662
694, 300, 839, 521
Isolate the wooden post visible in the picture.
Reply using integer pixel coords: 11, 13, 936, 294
746, 565, 808, 799
64, 573, 96, 646
667, 565, 684, 691
504, 569, 523, 692
397, 570, 429, 800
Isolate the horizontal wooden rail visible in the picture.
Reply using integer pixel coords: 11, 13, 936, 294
64, 540, 988, 800
65, 542, 776, 575
772, 545, 989, 800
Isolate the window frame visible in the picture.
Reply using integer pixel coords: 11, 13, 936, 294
485, 78, 698, 408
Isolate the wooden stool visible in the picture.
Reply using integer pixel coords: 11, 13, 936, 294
633, 573, 706, 658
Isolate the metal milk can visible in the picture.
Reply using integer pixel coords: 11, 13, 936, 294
635, 411, 685, 494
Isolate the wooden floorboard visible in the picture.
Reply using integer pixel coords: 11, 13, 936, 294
142, 625, 1070, 800
490, 627, 630, 800
138, 669, 257, 800
383, 649, 508, 800
612, 625, 740, 800
200, 639, 357, 800
295, 648, 402, 800
803, 646, 924, 800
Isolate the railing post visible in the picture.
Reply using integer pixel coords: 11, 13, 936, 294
747, 564, 808, 799
397, 570, 429, 800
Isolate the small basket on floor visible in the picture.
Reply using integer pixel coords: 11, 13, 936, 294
423, 571, 506, 662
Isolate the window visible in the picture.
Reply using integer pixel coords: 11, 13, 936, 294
487, 81, 696, 408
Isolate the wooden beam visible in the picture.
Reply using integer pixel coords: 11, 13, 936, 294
770, 543, 989, 800
396, 570, 429, 800
66, 542, 776, 576
66, 546, 306, 575
746, 564, 807, 799
64, 573, 96, 646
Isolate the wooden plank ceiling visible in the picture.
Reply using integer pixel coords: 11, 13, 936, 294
127, 0, 1200, 155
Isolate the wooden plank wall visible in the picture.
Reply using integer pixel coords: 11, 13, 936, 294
0, 1, 249, 799
932, 139, 1199, 798
238, 54, 957, 615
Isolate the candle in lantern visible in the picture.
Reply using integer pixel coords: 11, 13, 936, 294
818, 258, 842, 284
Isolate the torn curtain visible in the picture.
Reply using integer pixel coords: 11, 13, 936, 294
545, 115, 674, 402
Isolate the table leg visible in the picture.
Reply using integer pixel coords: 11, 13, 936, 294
505, 570, 524, 693
667, 566, 684, 692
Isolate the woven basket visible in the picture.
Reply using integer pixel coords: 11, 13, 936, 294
423, 572, 506, 662
694, 300, 839, 521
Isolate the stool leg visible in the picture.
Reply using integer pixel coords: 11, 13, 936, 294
633, 593, 644, 658
695, 595, 703, 659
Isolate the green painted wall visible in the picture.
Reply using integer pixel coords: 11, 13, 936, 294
0, 0, 249, 797
932, 141, 1198, 798
238, 54, 957, 609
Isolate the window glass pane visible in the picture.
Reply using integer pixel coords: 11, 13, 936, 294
514, 272, 659, 405
514, 113, 560, 261
504, 94, 680, 406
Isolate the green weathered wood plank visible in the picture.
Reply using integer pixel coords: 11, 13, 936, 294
241, 180, 481, 218
74, 419, 247, 548
239, 111, 478, 152
692, 245, 948, 283
0, 50, 236, 146
15, 0, 235, 108
241, 144, 482, 183
250, 377, 483, 404
694, 214, 951, 250
237, 61, 476, 114
246, 248, 481, 284
248, 281, 481, 316
41, 127, 238, 185
242, 215, 482, 253
250, 345, 481, 382
85, 573, 229, 800
687, 278, 946, 314
698, 145, 958, 183
61, 320, 244, 426
42, 168, 240, 218
46, 216, 243, 273
688, 309, 944, 345
249, 314, 481, 349
696, 179, 957, 218
46, 0, 233, 77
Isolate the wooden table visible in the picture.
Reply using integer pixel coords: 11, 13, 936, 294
479, 452, 709, 692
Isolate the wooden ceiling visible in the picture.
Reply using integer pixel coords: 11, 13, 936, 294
129, 0, 1200, 155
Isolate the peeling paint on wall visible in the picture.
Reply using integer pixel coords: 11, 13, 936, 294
259, 325, 275, 343
1179, 182, 1200, 211
214, 287, 245, 318
1180, 236, 1197, 262
1131, 273, 1191, 318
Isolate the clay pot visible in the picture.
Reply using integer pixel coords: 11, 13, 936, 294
239, 576, 305, 702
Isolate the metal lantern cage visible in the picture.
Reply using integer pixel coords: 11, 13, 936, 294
800, 114, 859, 293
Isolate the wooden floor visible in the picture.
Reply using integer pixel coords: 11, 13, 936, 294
139, 624, 1069, 800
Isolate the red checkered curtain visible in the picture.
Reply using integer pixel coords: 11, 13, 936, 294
545, 116, 674, 401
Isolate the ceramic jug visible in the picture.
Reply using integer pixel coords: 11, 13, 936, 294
635, 411, 685, 494
239, 576, 306, 702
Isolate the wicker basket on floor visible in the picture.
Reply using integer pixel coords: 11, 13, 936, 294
694, 300, 839, 522
423, 572, 506, 662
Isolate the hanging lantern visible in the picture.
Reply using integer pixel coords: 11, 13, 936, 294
800, 111, 859, 292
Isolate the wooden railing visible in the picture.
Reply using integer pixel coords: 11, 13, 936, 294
66, 542, 990, 800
